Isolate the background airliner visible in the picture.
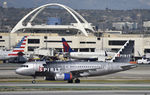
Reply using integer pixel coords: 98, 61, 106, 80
62, 38, 110, 61
16, 40, 136, 83
0, 36, 28, 62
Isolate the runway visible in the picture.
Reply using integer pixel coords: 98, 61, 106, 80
0, 83, 150, 91
1, 83, 150, 87
0, 90, 150, 95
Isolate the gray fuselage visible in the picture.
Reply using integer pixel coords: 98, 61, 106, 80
16, 61, 136, 80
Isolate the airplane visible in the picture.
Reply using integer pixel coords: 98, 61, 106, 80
15, 40, 137, 83
0, 36, 28, 62
62, 38, 108, 61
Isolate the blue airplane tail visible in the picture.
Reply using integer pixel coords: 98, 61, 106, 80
62, 38, 74, 52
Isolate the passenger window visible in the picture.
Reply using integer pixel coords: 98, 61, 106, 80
21, 65, 28, 68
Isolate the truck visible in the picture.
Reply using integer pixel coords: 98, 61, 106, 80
137, 58, 150, 64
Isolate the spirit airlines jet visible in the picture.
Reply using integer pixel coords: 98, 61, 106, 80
62, 38, 107, 61
0, 36, 28, 61
16, 40, 136, 83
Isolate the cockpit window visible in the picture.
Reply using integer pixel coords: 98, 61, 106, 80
21, 65, 28, 68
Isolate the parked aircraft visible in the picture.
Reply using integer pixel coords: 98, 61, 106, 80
16, 40, 136, 83
62, 38, 107, 61
0, 36, 28, 62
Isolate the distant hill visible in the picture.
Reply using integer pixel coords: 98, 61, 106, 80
0, 0, 150, 10
0, 7, 150, 31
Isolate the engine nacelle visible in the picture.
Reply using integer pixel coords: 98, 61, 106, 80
55, 73, 73, 81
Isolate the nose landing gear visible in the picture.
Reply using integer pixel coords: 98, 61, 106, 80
32, 76, 36, 84
32, 80, 36, 84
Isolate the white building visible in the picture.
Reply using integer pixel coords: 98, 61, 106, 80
143, 21, 150, 28
112, 22, 138, 30
0, 32, 150, 58
143, 21, 150, 30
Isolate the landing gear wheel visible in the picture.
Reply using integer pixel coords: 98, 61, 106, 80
32, 80, 36, 84
32, 76, 36, 84
68, 79, 73, 83
75, 79, 80, 83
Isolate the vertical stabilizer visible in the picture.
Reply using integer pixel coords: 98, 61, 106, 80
62, 38, 74, 52
110, 40, 134, 63
8, 36, 28, 56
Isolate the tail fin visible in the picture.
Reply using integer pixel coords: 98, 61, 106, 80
9, 36, 28, 56
62, 38, 74, 52
110, 40, 134, 63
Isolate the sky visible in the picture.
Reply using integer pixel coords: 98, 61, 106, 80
1, 0, 150, 10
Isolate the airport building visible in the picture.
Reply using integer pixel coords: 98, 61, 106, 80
0, 3, 150, 58
143, 21, 150, 30
0, 32, 149, 58
112, 22, 138, 30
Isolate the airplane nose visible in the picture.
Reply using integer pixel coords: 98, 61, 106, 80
15, 67, 35, 76
15, 68, 24, 75
15, 68, 21, 75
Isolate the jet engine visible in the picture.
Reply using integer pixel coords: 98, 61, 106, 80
55, 73, 73, 80
44, 73, 73, 81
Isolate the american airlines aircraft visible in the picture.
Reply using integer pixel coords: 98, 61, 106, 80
16, 40, 136, 83
62, 38, 107, 61
0, 36, 28, 62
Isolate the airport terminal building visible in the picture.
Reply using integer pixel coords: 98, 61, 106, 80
0, 32, 149, 58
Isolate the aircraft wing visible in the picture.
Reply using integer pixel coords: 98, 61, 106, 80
121, 64, 137, 70
69, 68, 99, 77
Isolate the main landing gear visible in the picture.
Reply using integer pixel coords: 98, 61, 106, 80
68, 78, 80, 83
75, 78, 80, 83
68, 79, 73, 83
